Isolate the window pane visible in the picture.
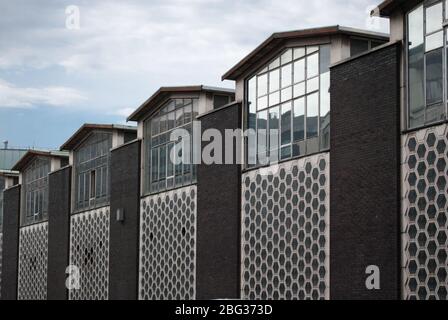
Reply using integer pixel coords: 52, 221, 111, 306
248, 77, 257, 114
306, 46, 319, 54
293, 47, 305, 60
257, 110, 268, 158
269, 57, 280, 70
408, 5, 425, 128
184, 104, 192, 124
281, 64, 292, 88
167, 143, 174, 177
281, 102, 292, 146
281, 87, 292, 102
167, 111, 175, 130
293, 82, 306, 98
306, 92, 319, 138
192, 99, 199, 119
307, 77, 319, 93
307, 53, 319, 79
293, 97, 305, 141
258, 74, 268, 96
426, 31, 443, 52
176, 108, 184, 127
426, 48, 444, 105
258, 95, 268, 110
269, 69, 280, 93
426, 3, 443, 34
151, 149, 158, 182
281, 49, 293, 65
247, 103, 257, 166
294, 59, 305, 83
269, 91, 280, 107
269, 107, 280, 152
159, 145, 166, 180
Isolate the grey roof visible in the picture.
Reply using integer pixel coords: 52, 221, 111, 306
0, 148, 28, 171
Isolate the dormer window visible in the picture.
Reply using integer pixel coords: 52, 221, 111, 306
407, 0, 447, 129
22, 157, 50, 226
73, 132, 112, 212
143, 98, 199, 195
246, 45, 331, 167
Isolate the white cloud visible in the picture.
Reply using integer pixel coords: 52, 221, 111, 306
0, 79, 87, 109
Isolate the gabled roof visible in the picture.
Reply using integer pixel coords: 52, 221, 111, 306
12, 150, 68, 172
222, 25, 389, 81
127, 85, 235, 122
60, 123, 137, 151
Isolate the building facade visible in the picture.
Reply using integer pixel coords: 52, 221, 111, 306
0, 0, 447, 301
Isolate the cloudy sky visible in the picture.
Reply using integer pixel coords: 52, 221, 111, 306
0, 0, 389, 150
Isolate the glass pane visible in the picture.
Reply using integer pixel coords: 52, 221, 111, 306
281, 102, 292, 146
269, 107, 280, 153
307, 53, 319, 79
426, 3, 443, 34
176, 107, 184, 127
281, 87, 292, 102
167, 111, 175, 130
257, 110, 268, 159
167, 143, 174, 177
306, 92, 319, 138
408, 5, 425, 128
269, 69, 280, 93
281, 64, 292, 88
159, 145, 166, 180
247, 105, 257, 166
269, 57, 280, 70
192, 99, 199, 119
258, 74, 268, 96
426, 48, 444, 105
248, 77, 257, 114
426, 31, 443, 52
293, 82, 306, 98
306, 46, 319, 54
281, 49, 293, 65
320, 72, 331, 150
151, 149, 158, 182
294, 59, 305, 83
293, 97, 305, 141
269, 91, 280, 107
293, 47, 305, 60
307, 77, 319, 93
258, 95, 268, 110
319, 45, 331, 74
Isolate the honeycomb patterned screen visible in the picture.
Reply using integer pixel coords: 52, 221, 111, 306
402, 124, 448, 300
139, 185, 197, 300
241, 153, 330, 300
69, 207, 110, 300
17, 222, 48, 300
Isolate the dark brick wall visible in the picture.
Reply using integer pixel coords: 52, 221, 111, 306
1, 185, 20, 300
196, 103, 242, 299
47, 166, 71, 300
109, 140, 141, 300
330, 42, 401, 299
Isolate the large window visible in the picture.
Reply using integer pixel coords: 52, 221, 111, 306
144, 98, 199, 195
246, 45, 331, 167
408, 0, 447, 129
74, 132, 112, 212
22, 157, 50, 226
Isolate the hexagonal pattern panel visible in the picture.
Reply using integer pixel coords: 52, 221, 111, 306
17, 222, 48, 300
139, 186, 197, 300
402, 124, 448, 300
69, 207, 110, 300
241, 153, 330, 300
